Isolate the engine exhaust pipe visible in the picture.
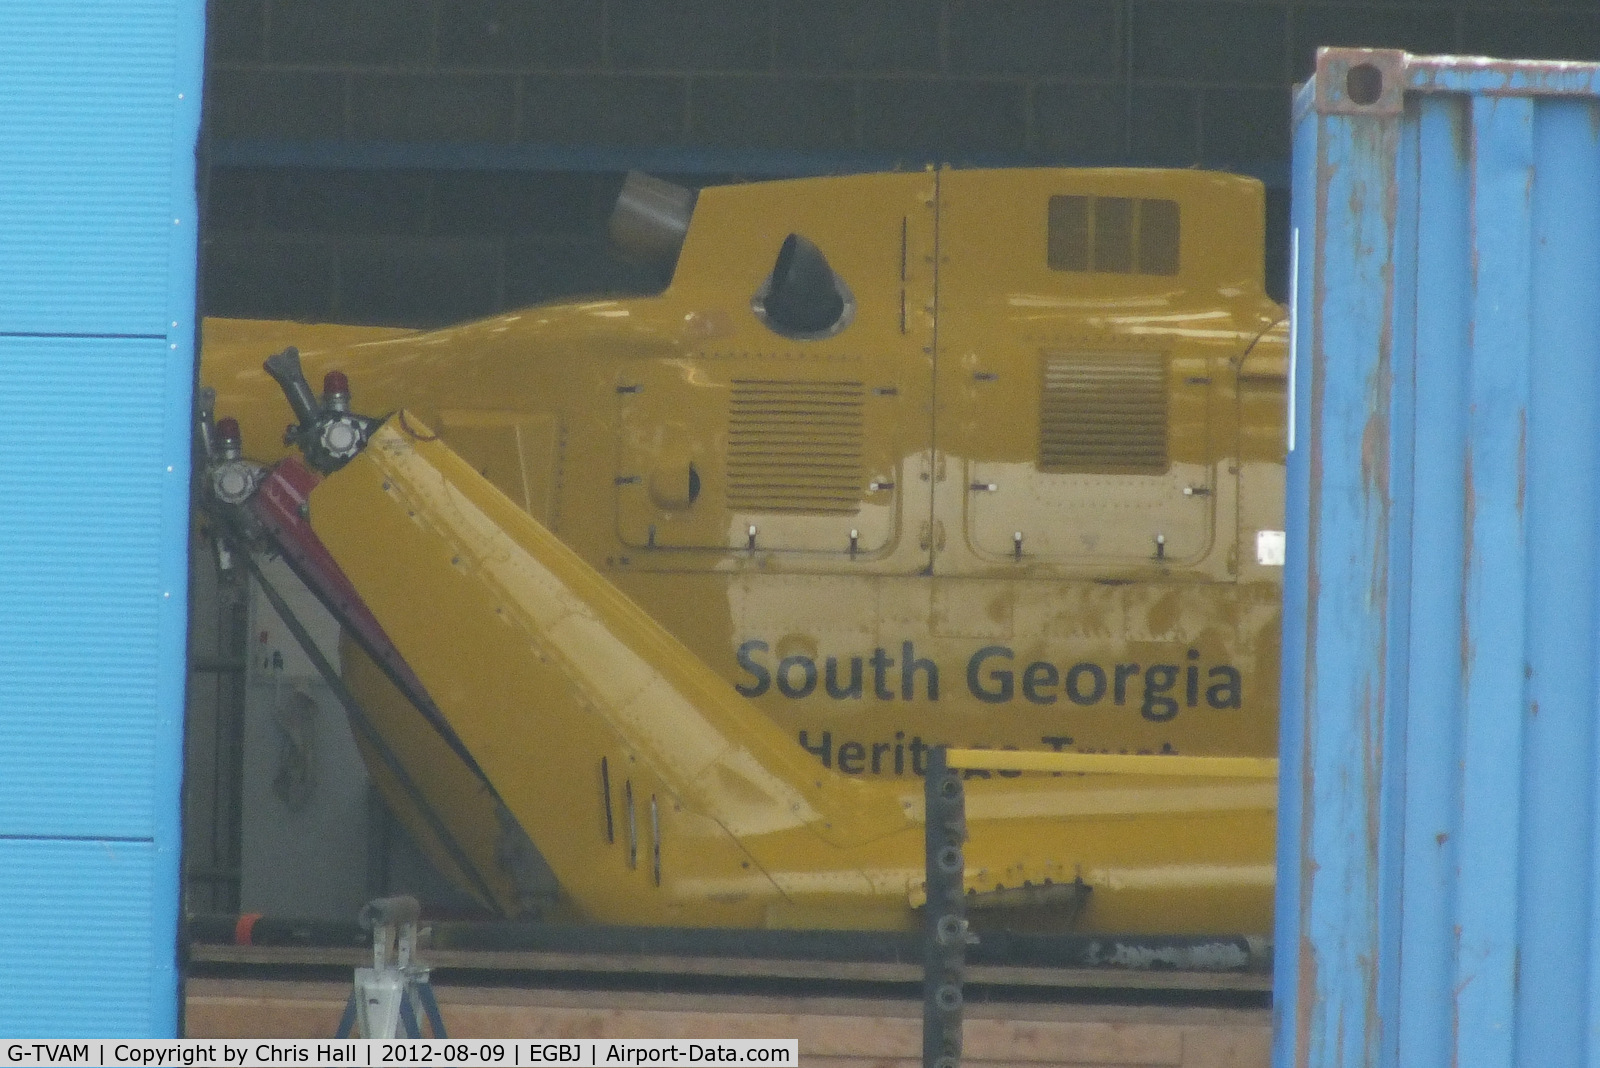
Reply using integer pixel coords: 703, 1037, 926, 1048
609, 171, 696, 264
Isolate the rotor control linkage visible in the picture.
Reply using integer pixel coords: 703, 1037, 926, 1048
264, 346, 382, 474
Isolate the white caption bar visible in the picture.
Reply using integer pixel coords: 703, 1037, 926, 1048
1, 1040, 799, 1068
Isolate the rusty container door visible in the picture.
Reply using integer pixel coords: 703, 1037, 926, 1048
1278, 49, 1600, 1067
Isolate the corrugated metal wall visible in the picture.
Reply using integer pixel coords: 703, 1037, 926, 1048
0, 3, 203, 1037
1277, 50, 1600, 1067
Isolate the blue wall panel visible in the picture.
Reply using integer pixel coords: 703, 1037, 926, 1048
0, 0, 202, 1039
0, 841, 170, 1037
0, 4, 196, 335
1277, 50, 1600, 1067
0, 337, 175, 839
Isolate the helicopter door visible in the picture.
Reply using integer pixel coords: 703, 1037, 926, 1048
931, 169, 1227, 579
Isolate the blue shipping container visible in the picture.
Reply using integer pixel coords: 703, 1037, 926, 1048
0, 2, 203, 1036
1278, 50, 1600, 1067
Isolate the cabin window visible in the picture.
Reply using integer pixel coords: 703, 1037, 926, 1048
1047, 196, 1181, 277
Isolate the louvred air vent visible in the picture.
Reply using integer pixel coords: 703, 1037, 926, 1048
728, 380, 865, 513
1039, 352, 1168, 474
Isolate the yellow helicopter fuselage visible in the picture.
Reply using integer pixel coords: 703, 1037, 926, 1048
202, 166, 1286, 934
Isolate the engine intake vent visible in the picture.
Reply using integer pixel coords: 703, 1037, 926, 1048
1039, 352, 1168, 474
728, 380, 865, 513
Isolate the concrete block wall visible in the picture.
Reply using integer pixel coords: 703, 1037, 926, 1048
200, 0, 1600, 326
202, 167, 669, 324
209, 0, 1600, 164
201, 0, 1600, 325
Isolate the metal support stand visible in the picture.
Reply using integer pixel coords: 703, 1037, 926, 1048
335, 896, 448, 1038
922, 747, 971, 1068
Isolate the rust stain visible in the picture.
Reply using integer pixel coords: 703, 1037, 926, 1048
1306, 556, 1320, 613
1461, 449, 1476, 678
1517, 408, 1527, 517
1452, 924, 1466, 1068
1407, 55, 1600, 102
1362, 685, 1380, 864
1297, 137, 1330, 1068
1436, 831, 1449, 846
1358, 953, 1379, 1065
1357, 152, 1397, 1065
1361, 411, 1388, 504
1295, 694, 1321, 1068
1295, 935, 1318, 1067
1348, 182, 1365, 250
1452, 97, 1472, 164
1361, 362, 1394, 629
1364, 148, 1397, 1068
1368, 136, 1397, 1068
1530, 700, 1539, 718
1361, 680, 1385, 1064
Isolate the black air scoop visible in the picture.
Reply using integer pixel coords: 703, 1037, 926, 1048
760, 233, 848, 337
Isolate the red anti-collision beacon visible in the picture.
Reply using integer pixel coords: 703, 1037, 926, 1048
322, 370, 351, 413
